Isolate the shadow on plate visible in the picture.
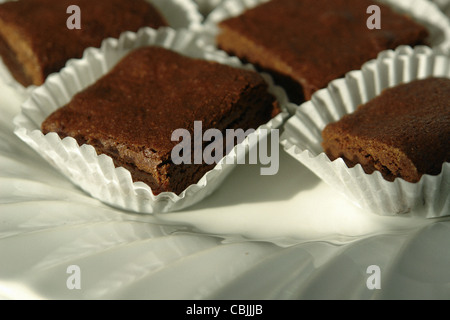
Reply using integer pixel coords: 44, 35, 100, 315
182, 149, 321, 211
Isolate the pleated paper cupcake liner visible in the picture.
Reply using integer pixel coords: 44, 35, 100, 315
150, 0, 202, 31
280, 46, 449, 217
431, 0, 450, 17
0, 0, 203, 93
203, 0, 450, 55
13, 27, 291, 213
193, 0, 225, 16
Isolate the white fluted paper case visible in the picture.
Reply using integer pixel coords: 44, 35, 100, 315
193, 0, 225, 15
13, 27, 291, 213
147, 0, 202, 30
280, 46, 449, 218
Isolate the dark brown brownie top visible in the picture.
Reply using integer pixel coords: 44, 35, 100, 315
218, 0, 429, 100
323, 77, 450, 178
41, 46, 277, 179
0, 0, 167, 82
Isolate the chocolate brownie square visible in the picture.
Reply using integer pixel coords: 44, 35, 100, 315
41, 46, 280, 194
322, 77, 450, 183
0, 0, 168, 86
217, 0, 429, 103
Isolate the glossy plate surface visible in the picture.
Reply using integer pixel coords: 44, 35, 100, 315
1, 80, 450, 300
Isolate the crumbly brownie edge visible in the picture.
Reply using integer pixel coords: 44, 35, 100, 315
162, 81, 279, 194
0, 18, 42, 86
322, 128, 422, 182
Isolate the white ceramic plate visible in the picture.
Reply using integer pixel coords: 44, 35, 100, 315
1, 81, 450, 300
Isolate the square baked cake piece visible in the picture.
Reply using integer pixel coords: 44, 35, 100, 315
216, 0, 429, 103
321, 77, 450, 183
41, 46, 280, 195
0, 0, 168, 86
